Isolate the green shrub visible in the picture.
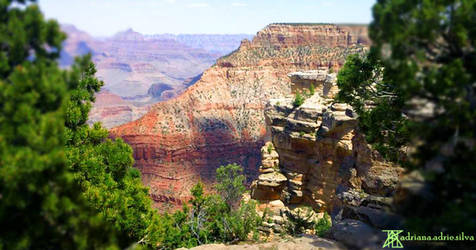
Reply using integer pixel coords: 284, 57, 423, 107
215, 164, 246, 208
283, 206, 316, 236
293, 91, 305, 107
314, 212, 332, 237
267, 143, 273, 154
159, 165, 262, 248
284, 207, 331, 237
309, 83, 315, 95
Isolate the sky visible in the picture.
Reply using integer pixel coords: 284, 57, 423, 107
39, 0, 376, 37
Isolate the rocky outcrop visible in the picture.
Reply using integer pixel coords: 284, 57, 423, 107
250, 70, 403, 247
330, 219, 385, 250
111, 24, 369, 210
288, 70, 338, 96
252, 69, 402, 210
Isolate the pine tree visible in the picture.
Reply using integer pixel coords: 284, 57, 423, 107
64, 55, 162, 247
337, 0, 476, 233
0, 1, 119, 248
0, 1, 161, 248
215, 163, 246, 208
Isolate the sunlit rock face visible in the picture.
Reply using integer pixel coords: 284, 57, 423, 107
253, 70, 402, 210
250, 70, 403, 245
110, 24, 369, 210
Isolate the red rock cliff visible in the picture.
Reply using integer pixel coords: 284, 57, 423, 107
110, 24, 369, 210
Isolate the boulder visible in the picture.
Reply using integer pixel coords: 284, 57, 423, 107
330, 219, 385, 250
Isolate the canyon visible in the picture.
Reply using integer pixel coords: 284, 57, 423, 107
111, 24, 370, 210
61, 24, 252, 128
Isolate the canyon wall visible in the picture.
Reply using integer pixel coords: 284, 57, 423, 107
111, 24, 369, 210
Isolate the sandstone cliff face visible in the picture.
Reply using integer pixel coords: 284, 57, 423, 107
250, 71, 403, 247
251, 24, 369, 49
111, 24, 369, 210
252, 70, 402, 208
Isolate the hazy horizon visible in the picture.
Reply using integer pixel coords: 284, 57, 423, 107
62, 23, 372, 38
62, 23, 255, 37
39, 0, 375, 36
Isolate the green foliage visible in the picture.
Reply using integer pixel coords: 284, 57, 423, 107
159, 185, 262, 248
158, 165, 262, 249
224, 199, 262, 242
283, 207, 316, 236
337, 52, 409, 161
314, 212, 331, 237
215, 163, 246, 208
337, 0, 476, 234
309, 83, 315, 95
267, 143, 273, 154
64, 55, 161, 248
0, 1, 120, 249
0, 2, 161, 248
293, 91, 305, 107
299, 131, 305, 137
284, 207, 331, 237
293, 84, 315, 107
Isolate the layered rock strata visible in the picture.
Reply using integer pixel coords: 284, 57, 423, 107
250, 70, 403, 244
111, 24, 369, 210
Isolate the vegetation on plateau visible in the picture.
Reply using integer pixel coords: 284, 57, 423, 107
293, 91, 305, 107
282, 206, 331, 237
293, 83, 316, 107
